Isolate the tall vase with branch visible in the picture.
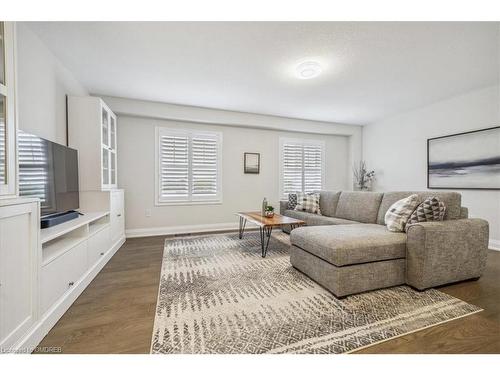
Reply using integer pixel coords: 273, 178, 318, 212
353, 161, 375, 191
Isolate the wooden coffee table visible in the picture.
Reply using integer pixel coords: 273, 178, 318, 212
236, 212, 305, 258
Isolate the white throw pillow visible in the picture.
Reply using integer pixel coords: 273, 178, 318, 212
294, 192, 321, 215
385, 194, 421, 232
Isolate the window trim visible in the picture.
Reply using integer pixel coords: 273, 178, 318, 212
155, 126, 223, 206
279, 137, 325, 199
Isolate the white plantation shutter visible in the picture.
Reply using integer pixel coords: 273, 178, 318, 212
18, 131, 52, 209
191, 135, 219, 198
282, 143, 303, 195
157, 128, 222, 204
303, 143, 323, 192
159, 134, 189, 200
280, 138, 325, 198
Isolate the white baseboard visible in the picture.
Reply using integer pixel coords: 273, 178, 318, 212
125, 222, 241, 238
489, 239, 500, 251
13, 236, 126, 353
126, 226, 500, 252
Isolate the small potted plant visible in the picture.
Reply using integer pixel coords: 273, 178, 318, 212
265, 205, 275, 218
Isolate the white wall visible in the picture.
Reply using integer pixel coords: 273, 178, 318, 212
363, 85, 500, 247
118, 116, 350, 235
102, 95, 363, 183
16, 23, 88, 144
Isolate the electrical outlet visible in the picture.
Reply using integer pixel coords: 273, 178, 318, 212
145, 209, 152, 217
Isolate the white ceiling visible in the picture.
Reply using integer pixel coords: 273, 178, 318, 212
26, 22, 499, 125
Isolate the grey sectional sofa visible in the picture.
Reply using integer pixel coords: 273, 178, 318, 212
280, 191, 489, 297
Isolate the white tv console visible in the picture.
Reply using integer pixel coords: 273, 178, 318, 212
0, 190, 125, 352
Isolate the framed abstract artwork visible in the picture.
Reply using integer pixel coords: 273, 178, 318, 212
244, 152, 260, 174
427, 126, 500, 190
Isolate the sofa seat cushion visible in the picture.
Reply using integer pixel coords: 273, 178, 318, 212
284, 210, 359, 226
290, 224, 407, 266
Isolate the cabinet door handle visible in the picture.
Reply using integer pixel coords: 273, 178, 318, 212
68, 281, 75, 287
117, 214, 122, 217
100, 252, 104, 256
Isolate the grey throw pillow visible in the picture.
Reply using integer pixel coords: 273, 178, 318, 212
385, 194, 421, 232
406, 197, 446, 229
288, 193, 298, 210
295, 192, 321, 215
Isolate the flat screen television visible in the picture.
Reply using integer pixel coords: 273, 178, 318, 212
18, 130, 79, 217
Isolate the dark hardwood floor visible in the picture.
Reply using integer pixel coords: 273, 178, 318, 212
36, 235, 500, 354
36, 236, 165, 354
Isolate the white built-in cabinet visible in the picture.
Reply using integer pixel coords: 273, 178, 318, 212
0, 54, 126, 350
0, 22, 17, 198
0, 198, 39, 351
39, 189, 125, 319
0, 20, 126, 351
0, 190, 126, 352
68, 96, 118, 191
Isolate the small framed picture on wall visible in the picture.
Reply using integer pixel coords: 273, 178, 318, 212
244, 153, 260, 174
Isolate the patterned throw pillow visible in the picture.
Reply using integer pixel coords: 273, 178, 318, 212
385, 194, 421, 232
406, 197, 446, 229
288, 193, 298, 210
294, 192, 321, 215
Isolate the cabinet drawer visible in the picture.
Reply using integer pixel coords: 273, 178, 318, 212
41, 241, 88, 314
88, 226, 110, 267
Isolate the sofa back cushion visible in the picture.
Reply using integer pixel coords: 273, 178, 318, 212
318, 190, 341, 217
335, 191, 384, 223
376, 191, 462, 224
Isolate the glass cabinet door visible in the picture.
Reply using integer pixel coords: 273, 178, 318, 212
101, 107, 109, 147
110, 116, 116, 150
110, 151, 116, 185
0, 23, 4, 85
0, 95, 5, 185
102, 147, 110, 186
0, 23, 6, 184
100, 104, 117, 189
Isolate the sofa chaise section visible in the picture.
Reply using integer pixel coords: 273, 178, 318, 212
290, 224, 407, 297
290, 224, 406, 266
290, 246, 406, 298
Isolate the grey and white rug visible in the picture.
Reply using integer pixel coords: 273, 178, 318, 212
151, 231, 481, 354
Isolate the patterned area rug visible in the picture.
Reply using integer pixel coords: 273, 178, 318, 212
151, 231, 481, 354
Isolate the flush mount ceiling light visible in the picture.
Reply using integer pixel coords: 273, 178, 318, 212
295, 61, 323, 79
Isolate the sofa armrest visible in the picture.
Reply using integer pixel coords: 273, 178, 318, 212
406, 219, 489, 290
280, 200, 288, 215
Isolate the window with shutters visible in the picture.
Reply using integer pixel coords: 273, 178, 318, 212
18, 131, 55, 212
279, 137, 325, 199
156, 127, 222, 205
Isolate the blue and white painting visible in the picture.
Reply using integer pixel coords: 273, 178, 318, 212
428, 127, 500, 189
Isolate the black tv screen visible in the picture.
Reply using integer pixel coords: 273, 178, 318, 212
18, 131, 79, 217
